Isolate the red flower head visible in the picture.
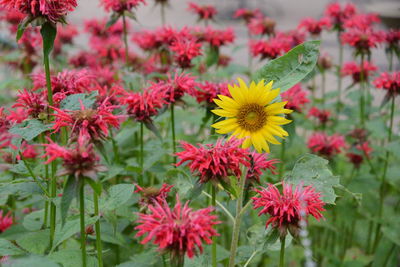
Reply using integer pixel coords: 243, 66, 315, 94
307, 132, 346, 159
133, 30, 162, 51
347, 141, 373, 169
233, 8, 263, 24
54, 24, 78, 55
187, 2, 217, 21
121, 87, 167, 123
90, 35, 125, 64
247, 152, 279, 183
0, 210, 13, 233
19, 141, 38, 159
0, 0, 77, 23
176, 138, 250, 184
0, 8, 25, 26
193, 81, 230, 105
324, 2, 357, 31
7, 108, 28, 123
43, 134, 106, 179
12, 89, 47, 118
135, 196, 220, 259
135, 183, 173, 206
298, 17, 331, 36
384, 29, 400, 51
373, 72, 400, 97
341, 61, 377, 83
281, 84, 310, 113
343, 13, 380, 31
51, 99, 121, 141
69, 51, 98, 68
341, 28, 385, 54
276, 30, 306, 47
169, 37, 202, 69
248, 17, 276, 36
249, 37, 291, 60
252, 183, 325, 236
100, 0, 146, 13
308, 107, 331, 125
85, 18, 124, 39
204, 27, 235, 47
155, 72, 196, 104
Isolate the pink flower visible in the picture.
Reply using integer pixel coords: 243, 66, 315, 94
373, 72, 400, 97
248, 17, 276, 36
187, 2, 217, 21
0, 0, 77, 23
85, 18, 124, 38
341, 61, 377, 83
203, 27, 235, 47
233, 8, 263, 24
308, 107, 331, 125
155, 72, 196, 104
249, 37, 291, 60
343, 13, 380, 31
281, 84, 310, 113
135, 183, 173, 205
192, 81, 230, 105
54, 24, 78, 55
252, 183, 325, 236
324, 2, 357, 30
100, 0, 146, 13
51, 99, 121, 140
247, 152, 279, 183
298, 17, 331, 36
135, 196, 220, 259
0, 210, 12, 233
43, 135, 106, 179
341, 28, 384, 54
176, 138, 250, 184
307, 132, 346, 159
7, 108, 28, 123
12, 89, 47, 118
347, 141, 373, 169
169, 37, 202, 68
384, 29, 400, 50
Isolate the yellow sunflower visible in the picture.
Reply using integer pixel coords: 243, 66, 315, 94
211, 78, 293, 153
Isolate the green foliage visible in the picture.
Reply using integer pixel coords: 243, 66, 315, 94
48, 249, 98, 267
0, 238, 26, 257
254, 40, 321, 92
59, 92, 98, 111
16, 230, 50, 254
9, 119, 52, 141
103, 184, 135, 211
22, 210, 44, 231
285, 154, 341, 204
60, 177, 78, 226
40, 22, 57, 58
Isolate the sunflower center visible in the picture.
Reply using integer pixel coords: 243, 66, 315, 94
237, 103, 267, 132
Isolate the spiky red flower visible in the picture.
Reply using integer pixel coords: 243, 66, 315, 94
343, 13, 380, 31
7, 107, 28, 123
249, 37, 291, 60
384, 29, 400, 51
247, 152, 279, 183
155, 72, 196, 104
233, 8, 263, 24
135, 183, 173, 205
54, 24, 78, 55
341, 61, 377, 83
0, 0, 77, 23
204, 27, 235, 47
85, 18, 124, 38
0, 8, 25, 26
298, 17, 331, 36
135, 196, 220, 259
187, 2, 217, 21
169, 37, 202, 68
347, 141, 373, 169
100, 0, 146, 13
51, 99, 121, 140
121, 87, 167, 123
281, 84, 310, 113
248, 17, 276, 36
43, 135, 106, 179
308, 107, 331, 125
324, 2, 357, 31
308, 132, 346, 159
176, 138, 250, 184
0, 210, 13, 233
341, 28, 384, 54
193, 81, 230, 105
252, 183, 325, 235
12, 89, 47, 118
373, 72, 400, 97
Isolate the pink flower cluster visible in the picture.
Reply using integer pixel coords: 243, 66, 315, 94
308, 132, 346, 159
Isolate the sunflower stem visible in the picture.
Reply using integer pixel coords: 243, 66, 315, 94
211, 186, 217, 267
228, 165, 247, 267
170, 104, 177, 165
79, 180, 87, 267
279, 236, 286, 267
93, 190, 103, 267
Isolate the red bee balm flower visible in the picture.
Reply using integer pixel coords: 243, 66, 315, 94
155, 72, 196, 104
12, 89, 47, 118
0, 210, 13, 233
341, 28, 384, 54
233, 8, 263, 24
169, 37, 202, 69
135, 196, 220, 259
341, 61, 377, 83
135, 183, 173, 205
187, 2, 217, 21
248, 17, 276, 36
100, 0, 146, 13
253, 183, 325, 236
247, 152, 279, 183
308, 132, 346, 159
43, 135, 106, 179
281, 84, 310, 113
324, 2, 357, 31
373, 72, 400, 97
0, 0, 77, 23
308, 107, 331, 125
298, 17, 331, 36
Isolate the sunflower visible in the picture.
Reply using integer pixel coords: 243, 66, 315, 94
211, 78, 292, 153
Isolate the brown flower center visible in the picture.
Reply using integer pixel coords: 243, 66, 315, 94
72, 109, 96, 121
237, 103, 267, 132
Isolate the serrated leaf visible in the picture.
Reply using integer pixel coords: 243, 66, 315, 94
23, 210, 44, 231
60, 176, 78, 226
0, 238, 26, 256
104, 184, 135, 211
254, 40, 321, 93
59, 92, 98, 111
9, 119, 52, 141
284, 154, 340, 204
16, 229, 50, 255
40, 22, 57, 58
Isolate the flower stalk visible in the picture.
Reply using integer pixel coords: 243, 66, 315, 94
79, 180, 87, 267
93, 190, 103, 267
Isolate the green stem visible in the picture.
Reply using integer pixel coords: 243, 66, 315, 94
80, 181, 87, 267
372, 96, 395, 253
43, 46, 54, 106
49, 160, 57, 248
383, 244, 396, 267
211, 186, 217, 267
139, 122, 144, 185
388, 51, 393, 72
171, 104, 176, 165
40, 133, 49, 228
93, 191, 103, 267
278, 140, 286, 179
336, 33, 343, 115
359, 54, 366, 127
228, 166, 247, 267
19, 153, 49, 196
122, 13, 129, 65
321, 71, 326, 107
279, 236, 286, 267
110, 128, 120, 164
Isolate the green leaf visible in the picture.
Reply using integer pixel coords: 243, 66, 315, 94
117, 249, 159, 267
23, 210, 44, 231
16, 17, 33, 41
60, 176, 78, 226
206, 45, 219, 67
48, 249, 98, 267
9, 119, 52, 141
254, 40, 321, 93
104, 184, 135, 211
16, 229, 50, 255
7, 255, 59, 267
106, 13, 121, 28
40, 22, 57, 58
59, 92, 98, 111
85, 178, 102, 196
284, 154, 340, 204
0, 238, 26, 256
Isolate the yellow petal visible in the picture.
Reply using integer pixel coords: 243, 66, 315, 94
212, 118, 237, 128
212, 109, 236, 117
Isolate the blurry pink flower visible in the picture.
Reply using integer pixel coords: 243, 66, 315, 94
347, 141, 373, 168
250, 37, 291, 60
100, 0, 146, 13
324, 2, 357, 30
308, 107, 331, 125
233, 8, 263, 24
341, 28, 384, 54
169, 37, 202, 68
373, 72, 400, 97
281, 84, 310, 113
135, 196, 220, 259
341, 61, 377, 83
0, 210, 13, 233
187, 2, 217, 21
204, 27, 235, 47
308, 132, 346, 158
298, 17, 331, 36
343, 13, 380, 31
193, 81, 230, 105
248, 17, 276, 36
384, 29, 400, 51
